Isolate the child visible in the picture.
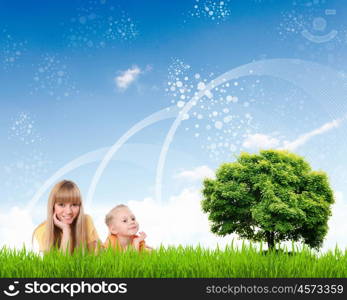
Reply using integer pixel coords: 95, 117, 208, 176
104, 204, 152, 252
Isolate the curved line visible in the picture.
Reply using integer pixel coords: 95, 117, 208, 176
4, 291, 20, 296
301, 29, 338, 43
155, 58, 347, 203
85, 106, 179, 210
27, 107, 179, 212
26, 148, 109, 212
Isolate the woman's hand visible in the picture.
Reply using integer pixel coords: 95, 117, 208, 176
53, 213, 72, 253
53, 213, 71, 233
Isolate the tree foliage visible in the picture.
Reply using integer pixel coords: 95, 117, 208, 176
201, 150, 334, 249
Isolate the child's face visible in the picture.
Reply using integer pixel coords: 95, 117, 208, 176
54, 202, 80, 225
109, 207, 139, 237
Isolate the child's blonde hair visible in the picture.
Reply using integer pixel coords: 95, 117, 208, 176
105, 204, 128, 226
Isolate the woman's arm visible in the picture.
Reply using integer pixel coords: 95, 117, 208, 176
53, 213, 73, 253
60, 227, 73, 253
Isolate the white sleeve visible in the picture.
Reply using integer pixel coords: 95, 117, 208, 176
31, 237, 42, 255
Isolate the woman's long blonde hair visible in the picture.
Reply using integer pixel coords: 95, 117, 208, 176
34, 180, 87, 252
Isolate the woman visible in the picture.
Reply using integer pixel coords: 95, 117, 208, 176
33, 180, 100, 253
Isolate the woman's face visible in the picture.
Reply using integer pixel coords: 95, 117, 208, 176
54, 202, 80, 225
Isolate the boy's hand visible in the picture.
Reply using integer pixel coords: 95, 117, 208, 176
138, 231, 146, 241
133, 232, 147, 250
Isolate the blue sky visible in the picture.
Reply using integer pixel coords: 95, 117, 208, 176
1, 0, 347, 250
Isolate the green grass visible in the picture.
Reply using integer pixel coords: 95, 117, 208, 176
1, 243, 346, 277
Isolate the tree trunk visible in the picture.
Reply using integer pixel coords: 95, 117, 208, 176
266, 231, 275, 251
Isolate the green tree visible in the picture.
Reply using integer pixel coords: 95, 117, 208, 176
201, 150, 334, 250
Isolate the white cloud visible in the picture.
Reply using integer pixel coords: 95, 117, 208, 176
242, 116, 347, 151
0, 206, 36, 249
322, 191, 347, 252
94, 189, 347, 251
242, 117, 346, 152
243, 133, 279, 149
0, 188, 237, 251
281, 117, 345, 151
115, 66, 141, 90
174, 165, 215, 181
1, 189, 346, 252
90, 188, 235, 249
125, 188, 236, 249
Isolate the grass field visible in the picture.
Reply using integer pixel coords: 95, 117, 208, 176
1, 243, 346, 278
